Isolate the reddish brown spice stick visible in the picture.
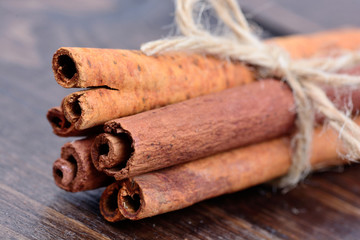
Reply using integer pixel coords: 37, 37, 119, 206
58, 28, 360, 130
92, 79, 295, 179
92, 67, 360, 180
53, 137, 112, 192
46, 106, 102, 137
99, 181, 125, 222
99, 119, 357, 221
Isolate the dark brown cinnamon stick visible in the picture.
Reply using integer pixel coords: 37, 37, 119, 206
53, 137, 112, 192
92, 67, 360, 180
99, 181, 125, 222
46, 106, 102, 137
99, 119, 356, 221
92, 79, 296, 179
91, 133, 132, 170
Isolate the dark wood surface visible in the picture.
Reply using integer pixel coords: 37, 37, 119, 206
1, 1, 360, 239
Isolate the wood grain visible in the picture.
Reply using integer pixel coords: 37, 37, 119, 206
1, 0, 360, 239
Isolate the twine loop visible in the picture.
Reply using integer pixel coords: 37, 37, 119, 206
141, 0, 360, 187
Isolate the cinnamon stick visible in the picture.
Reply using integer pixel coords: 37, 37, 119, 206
99, 181, 125, 222
46, 106, 102, 137
99, 118, 358, 221
53, 28, 360, 89
61, 88, 170, 130
92, 79, 295, 179
91, 133, 132, 170
92, 73, 360, 180
268, 28, 360, 59
58, 28, 360, 130
53, 137, 112, 192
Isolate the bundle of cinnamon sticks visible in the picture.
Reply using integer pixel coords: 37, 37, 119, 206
48, 28, 360, 221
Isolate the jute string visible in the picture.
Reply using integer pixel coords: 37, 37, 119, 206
141, 0, 360, 187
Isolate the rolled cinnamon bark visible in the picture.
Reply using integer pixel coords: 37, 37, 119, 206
53, 137, 112, 192
91, 133, 132, 170
58, 28, 360, 130
62, 88, 173, 130
268, 28, 360, 59
53, 48, 253, 90
46, 107, 102, 137
102, 119, 357, 221
92, 79, 295, 179
53, 28, 360, 89
92, 70, 360, 180
99, 181, 125, 222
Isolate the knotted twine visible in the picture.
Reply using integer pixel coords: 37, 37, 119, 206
141, 0, 360, 188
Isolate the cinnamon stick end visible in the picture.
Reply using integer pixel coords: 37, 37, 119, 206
62, 93, 83, 125
117, 180, 142, 220
91, 133, 132, 172
53, 158, 77, 191
46, 107, 74, 136
52, 48, 79, 88
100, 182, 125, 222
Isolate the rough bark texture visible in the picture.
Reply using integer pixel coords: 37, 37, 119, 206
53, 137, 112, 192
53, 28, 360, 89
53, 47, 254, 89
113, 119, 357, 220
98, 79, 296, 179
94, 66, 360, 180
58, 29, 360, 130
62, 87, 201, 130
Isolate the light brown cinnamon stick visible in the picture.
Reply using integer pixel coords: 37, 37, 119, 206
268, 28, 360, 59
61, 89, 165, 130
54, 28, 360, 89
53, 137, 112, 192
58, 28, 360, 130
46, 106, 102, 137
99, 118, 358, 221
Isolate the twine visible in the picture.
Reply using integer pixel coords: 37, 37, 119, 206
141, 0, 360, 187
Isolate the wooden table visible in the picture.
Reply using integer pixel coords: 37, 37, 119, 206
1, 1, 360, 239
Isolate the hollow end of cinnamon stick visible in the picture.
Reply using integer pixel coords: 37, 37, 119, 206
117, 180, 142, 220
53, 157, 77, 190
62, 92, 83, 125
46, 107, 74, 136
54, 138, 114, 192
99, 182, 125, 222
91, 133, 132, 172
52, 48, 79, 88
